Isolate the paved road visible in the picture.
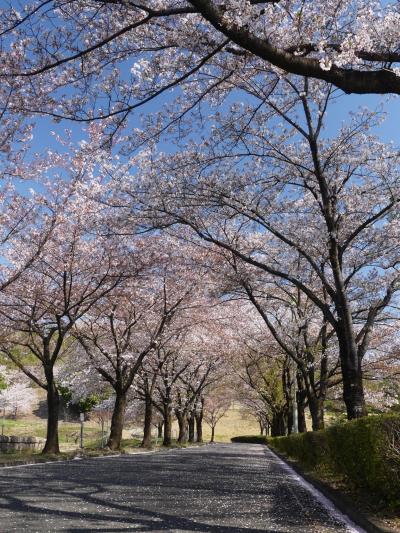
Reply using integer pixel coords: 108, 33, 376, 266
0, 444, 361, 532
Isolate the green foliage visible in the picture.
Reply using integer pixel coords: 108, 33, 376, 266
270, 431, 330, 469
77, 395, 99, 413
268, 414, 400, 506
231, 435, 268, 444
58, 385, 72, 403
58, 385, 100, 413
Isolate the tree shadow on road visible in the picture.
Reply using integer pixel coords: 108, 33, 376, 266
0, 445, 347, 532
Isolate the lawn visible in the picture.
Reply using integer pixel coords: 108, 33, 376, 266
0, 402, 259, 458
0, 417, 104, 451
200, 404, 260, 442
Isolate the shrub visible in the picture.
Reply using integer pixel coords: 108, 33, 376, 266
270, 431, 330, 469
231, 435, 268, 444
267, 414, 400, 505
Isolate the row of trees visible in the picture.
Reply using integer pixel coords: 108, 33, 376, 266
71, 76, 398, 425
0, 191, 239, 452
0, 149, 398, 447
0, 0, 399, 452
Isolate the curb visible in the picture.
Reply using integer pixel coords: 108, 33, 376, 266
267, 446, 397, 533
0, 451, 122, 469
0, 442, 209, 469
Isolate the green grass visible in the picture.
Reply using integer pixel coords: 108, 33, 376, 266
191, 404, 260, 443
0, 417, 107, 451
0, 402, 259, 455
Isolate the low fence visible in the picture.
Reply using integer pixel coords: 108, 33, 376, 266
0, 435, 44, 452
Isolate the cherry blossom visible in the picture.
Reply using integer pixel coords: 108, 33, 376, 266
0, 204, 128, 454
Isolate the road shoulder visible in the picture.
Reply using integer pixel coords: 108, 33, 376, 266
265, 446, 397, 533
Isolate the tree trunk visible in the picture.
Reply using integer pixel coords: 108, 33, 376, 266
195, 412, 203, 443
297, 389, 307, 433
157, 421, 163, 439
210, 425, 215, 443
282, 363, 293, 434
308, 397, 325, 431
298, 408, 307, 433
342, 364, 366, 419
107, 392, 126, 450
259, 421, 264, 435
42, 377, 60, 454
176, 411, 188, 444
271, 411, 286, 437
188, 413, 195, 443
287, 407, 294, 435
141, 393, 153, 448
163, 407, 172, 446
337, 330, 367, 419
316, 153, 367, 421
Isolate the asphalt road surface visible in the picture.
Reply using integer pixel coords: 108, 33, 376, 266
0, 443, 363, 532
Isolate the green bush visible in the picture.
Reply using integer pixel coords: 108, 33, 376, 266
231, 435, 268, 444
270, 430, 330, 469
268, 414, 400, 505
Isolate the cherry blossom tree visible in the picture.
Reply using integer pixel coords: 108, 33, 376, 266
91, 398, 115, 448
0, 214, 127, 454
0, 158, 64, 295
219, 254, 341, 429
233, 326, 292, 436
239, 396, 271, 436
175, 351, 221, 444
0, 0, 398, 143
152, 344, 189, 446
126, 78, 400, 420
204, 387, 232, 443
73, 260, 191, 451
136, 347, 172, 448
150, 304, 225, 445
0, 380, 37, 420
0, 367, 37, 420
193, 395, 205, 443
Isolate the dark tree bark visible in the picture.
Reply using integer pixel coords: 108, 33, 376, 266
188, 413, 195, 443
157, 421, 163, 439
141, 392, 153, 448
296, 376, 307, 433
195, 412, 203, 443
107, 392, 127, 450
176, 410, 188, 444
163, 405, 172, 446
189, 0, 400, 95
210, 425, 215, 443
42, 370, 60, 454
283, 364, 293, 434
337, 330, 367, 419
308, 397, 325, 431
271, 411, 286, 437
297, 390, 307, 433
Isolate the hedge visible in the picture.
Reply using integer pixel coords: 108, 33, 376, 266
231, 435, 268, 444
267, 414, 400, 506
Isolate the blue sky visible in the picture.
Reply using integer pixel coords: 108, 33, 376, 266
26, 89, 400, 178
323, 93, 399, 141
